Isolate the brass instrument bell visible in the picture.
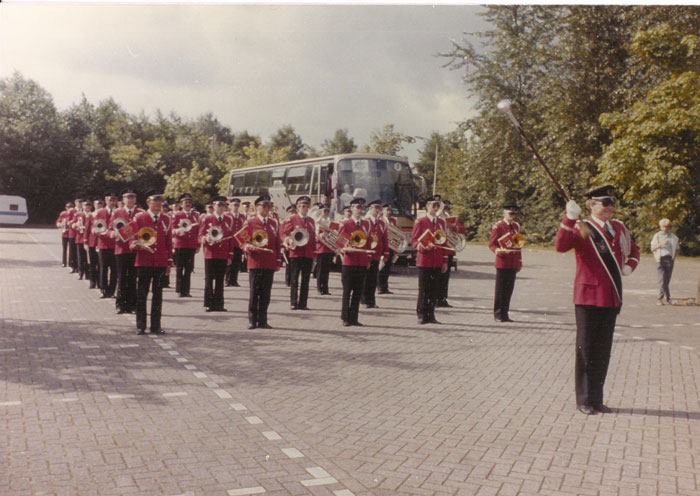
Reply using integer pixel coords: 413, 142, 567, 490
350, 230, 367, 248
137, 226, 157, 247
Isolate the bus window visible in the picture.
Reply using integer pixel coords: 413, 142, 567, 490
257, 170, 271, 195
271, 167, 286, 189
286, 165, 311, 195
229, 173, 245, 196
244, 171, 258, 195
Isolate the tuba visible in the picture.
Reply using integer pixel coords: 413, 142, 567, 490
137, 226, 157, 247
92, 219, 107, 235
350, 230, 367, 249
316, 217, 343, 256
288, 226, 309, 249
207, 225, 223, 244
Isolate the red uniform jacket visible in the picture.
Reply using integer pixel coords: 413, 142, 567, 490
94, 208, 116, 250
72, 211, 87, 244
244, 215, 281, 270
367, 217, 390, 262
112, 207, 144, 255
341, 218, 372, 267
283, 214, 316, 259
225, 212, 246, 249
173, 209, 201, 249
198, 213, 234, 260
130, 211, 173, 268
66, 208, 77, 239
411, 215, 449, 268
86, 213, 97, 248
488, 220, 523, 270
556, 215, 640, 308
56, 211, 71, 238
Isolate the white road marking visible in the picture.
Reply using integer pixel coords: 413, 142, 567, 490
306, 467, 331, 479
0, 348, 16, 352
193, 372, 207, 378
168, 351, 180, 356
163, 392, 188, 397
107, 394, 135, 400
214, 389, 232, 399
656, 341, 669, 345
38, 347, 58, 351
301, 477, 337, 487
230, 403, 247, 411
334, 491, 355, 496
245, 416, 263, 425
204, 382, 219, 388
118, 344, 140, 348
227, 487, 266, 495
681, 346, 695, 350
262, 431, 281, 441
281, 448, 303, 458
0, 401, 21, 406
184, 365, 197, 370
176, 357, 188, 362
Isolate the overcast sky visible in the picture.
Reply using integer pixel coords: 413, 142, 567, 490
0, 3, 489, 162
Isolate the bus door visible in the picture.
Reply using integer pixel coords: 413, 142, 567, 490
310, 163, 333, 203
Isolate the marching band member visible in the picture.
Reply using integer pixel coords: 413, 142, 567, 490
488, 204, 523, 322
112, 189, 143, 314
72, 198, 89, 280
361, 200, 389, 309
80, 201, 94, 283
377, 203, 397, 295
225, 198, 245, 287
411, 195, 449, 324
172, 193, 200, 297
131, 190, 173, 335
56, 202, 73, 267
283, 195, 316, 310
87, 199, 102, 289
314, 203, 334, 295
437, 201, 465, 307
340, 198, 372, 327
67, 198, 80, 273
161, 199, 174, 288
95, 193, 118, 298
198, 196, 234, 312
242, 194, 282, 329
282, 205, 296, 287
556, 185, 640, 415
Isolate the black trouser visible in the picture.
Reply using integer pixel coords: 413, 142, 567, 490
341, 265, 366, 324
88, 247, 99, 288
249, 268, 274, 326
494, 268, 517, 320
316, 253, 334, 294
657, 255, 674, 301
99, 249, 117, 297
362, 260, 380, 306
377, 251, 394, 293
136, 266, 166, 331
289, 257, 312, 308
417, 267, 440, 321
574, 305, 618, 407
68, 238, 77, 270
76, 243, 88, 278
175, 248, 196, 296
204, 258, 227, 310
61, 237, 69, 266
116, 253, 137, 312
225, 247, 243, 286
284, 252, 292, 287
437, 255, 453, 303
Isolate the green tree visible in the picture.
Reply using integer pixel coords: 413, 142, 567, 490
321, 128, 357, 155
268, 125, 308, 161
0, 72, 71, 222
598, 25, 700, 252
363, 124, 415, 156
164, 161, 213, 206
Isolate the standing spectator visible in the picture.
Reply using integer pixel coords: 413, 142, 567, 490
650, 218, 679, 305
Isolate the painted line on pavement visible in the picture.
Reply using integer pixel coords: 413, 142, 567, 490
227, 487, 266, 495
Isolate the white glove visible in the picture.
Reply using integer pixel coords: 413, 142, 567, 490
622, 264, 632, 276
566, 200, 581, 220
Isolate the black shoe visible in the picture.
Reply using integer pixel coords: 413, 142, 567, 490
290, 305, 298, 310
342, 321, 351, 327
150, 328, 165, 335
62, 263, 67, 267
89, 284, 96, 289
419, 319, 429, 325
116, 309, 127, 314
70, 269, 77, 273
100, 294, 111, 299
259, 323, 272, 329
577, 405, 597, 415
206, 307, 214, 312
297, 306, 309, 311
437, 301, 453, 308
428, 318, 440, 324
182, 294, 192, 297
593, 404, 612, 414
137, 329, 146, 335
366, 304, 379, 309
352, 322, 363, 327
248, 324, 257, 330
322, 292, 331, 295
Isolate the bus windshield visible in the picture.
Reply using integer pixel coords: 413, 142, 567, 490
336, 158, 414, 217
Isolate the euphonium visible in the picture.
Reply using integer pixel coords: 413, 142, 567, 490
251, 229, 269, 248
137, 226, 157, 247
92, 219, 107, 235
513, 232, 525, 248
350, 230, 367, 248
288, 226, 309, 248
385, 222, 409, 254
433, 229, 448, 245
